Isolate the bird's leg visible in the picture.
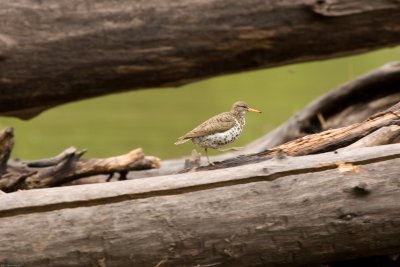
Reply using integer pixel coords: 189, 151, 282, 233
217, 146, 244, 152
204, 147, 215, 166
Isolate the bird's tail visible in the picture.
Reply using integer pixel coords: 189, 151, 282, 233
174, 137, 191, 145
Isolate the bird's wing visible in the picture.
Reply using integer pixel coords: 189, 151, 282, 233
180, 112, 236, 139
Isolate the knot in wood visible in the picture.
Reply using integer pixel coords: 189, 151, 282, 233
262, 168, 269, 174
338, 208, 359, 221
339, 213, 357, 221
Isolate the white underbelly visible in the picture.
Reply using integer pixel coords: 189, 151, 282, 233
192, 123, 243, 149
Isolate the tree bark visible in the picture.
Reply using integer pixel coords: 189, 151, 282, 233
1, 144, 400, 267
1, 1, 400, 118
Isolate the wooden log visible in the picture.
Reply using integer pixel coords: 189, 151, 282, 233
1, 1, 400, 118
268, 106, 400, 156
1, 145, 400, 266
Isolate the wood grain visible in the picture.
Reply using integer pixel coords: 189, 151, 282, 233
0, 145, 400, 266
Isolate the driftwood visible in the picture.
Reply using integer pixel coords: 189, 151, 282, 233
1, 144, 400, 267
130, 62, 400, 179
1, 1, 400, 118
0, 137, 160, 192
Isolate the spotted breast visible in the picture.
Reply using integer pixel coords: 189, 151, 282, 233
192, 118, 245, 149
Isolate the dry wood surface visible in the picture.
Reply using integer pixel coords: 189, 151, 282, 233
0, 144, 400, 266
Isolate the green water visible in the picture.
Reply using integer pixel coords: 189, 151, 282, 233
1, 48, 399, 160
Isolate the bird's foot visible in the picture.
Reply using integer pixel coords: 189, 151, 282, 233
208, 160, 215, 166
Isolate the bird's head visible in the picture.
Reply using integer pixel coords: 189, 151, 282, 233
231, 101, 262, 116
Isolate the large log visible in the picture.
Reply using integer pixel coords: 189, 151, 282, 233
1, 1, 400, 118
1, 144, 400, 267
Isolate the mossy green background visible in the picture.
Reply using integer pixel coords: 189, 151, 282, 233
1, 48, 399, 160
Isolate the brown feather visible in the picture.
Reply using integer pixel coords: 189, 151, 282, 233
174, 112, 236, 144
174, 137, 191, 145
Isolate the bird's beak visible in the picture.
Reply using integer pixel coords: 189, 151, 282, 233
247, 107, 262, 113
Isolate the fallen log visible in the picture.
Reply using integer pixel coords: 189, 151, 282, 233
1, 144, 400, 267
1, 1, 400, 118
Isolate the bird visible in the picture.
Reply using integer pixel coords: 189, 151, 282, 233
174, 101, 261, 165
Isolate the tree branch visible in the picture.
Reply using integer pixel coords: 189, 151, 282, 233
0, 148, 160, 192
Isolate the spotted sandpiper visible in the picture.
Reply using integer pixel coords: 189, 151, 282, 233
174, 101, 261, 165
